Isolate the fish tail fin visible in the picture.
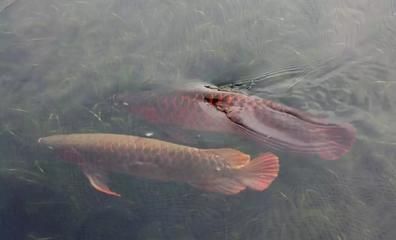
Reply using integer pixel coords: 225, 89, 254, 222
236, 152, 279, 191
190, 151, 278, 195
316, 123, 356, 160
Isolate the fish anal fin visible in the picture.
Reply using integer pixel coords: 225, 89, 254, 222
190, 153, 279, 195
190, 178, 246, 195
83, 168, 121, 197
237, 152, 279, 191
201, 148, 250, 168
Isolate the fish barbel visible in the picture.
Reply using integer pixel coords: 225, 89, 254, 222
112, 85, 356, 160
38, 133, 279, 196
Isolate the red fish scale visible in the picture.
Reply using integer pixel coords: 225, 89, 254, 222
42, 134, 227, 177
115, 88, 355, 160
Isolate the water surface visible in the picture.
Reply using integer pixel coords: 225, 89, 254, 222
1, 0, 396, 239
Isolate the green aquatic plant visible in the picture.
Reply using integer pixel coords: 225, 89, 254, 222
0, 0, 396, 239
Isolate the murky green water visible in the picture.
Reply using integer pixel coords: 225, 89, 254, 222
1, 0, 396, 239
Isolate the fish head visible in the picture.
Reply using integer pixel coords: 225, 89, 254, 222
38, 135, 71, 150
38, 134, 88, 165
111, 92, 136, 108
111, 92, 155, 113
111, 92, 163, 122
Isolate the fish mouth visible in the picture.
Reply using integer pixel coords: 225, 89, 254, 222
109, 94, 119, 106
37, 137, 54, 150
109, 94, 130, 108
38, 137, 47, 145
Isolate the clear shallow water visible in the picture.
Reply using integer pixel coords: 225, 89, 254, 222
1, 0, 396, 239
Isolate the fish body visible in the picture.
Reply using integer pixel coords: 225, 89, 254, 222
38, 133, 279, 196
113, 85, 356, 160
113, 87, 234, 132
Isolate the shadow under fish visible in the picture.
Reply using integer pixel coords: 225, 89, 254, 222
112, 84, 356, 160
38, 133, 279, 196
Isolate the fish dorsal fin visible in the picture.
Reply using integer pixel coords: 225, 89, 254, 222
82, 167, 121, 197
201, 148, 250, 168
189, 152, 279, 195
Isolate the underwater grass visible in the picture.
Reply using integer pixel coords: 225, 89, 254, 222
0, 0, 396, 239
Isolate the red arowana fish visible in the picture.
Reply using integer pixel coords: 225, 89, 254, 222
112, 84, 356, 160
38, 133, 279, 196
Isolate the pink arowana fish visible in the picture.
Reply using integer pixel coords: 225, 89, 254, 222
112, 84, 356, 160
38, 133, 279, 196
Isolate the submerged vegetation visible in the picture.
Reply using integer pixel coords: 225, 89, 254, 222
1, 0, 396, 239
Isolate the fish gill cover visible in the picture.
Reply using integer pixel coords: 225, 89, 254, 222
1, 0, 396, 240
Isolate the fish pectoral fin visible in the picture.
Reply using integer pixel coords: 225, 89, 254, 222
216, 105, 256, 130
221, 106, 245, 122
222, 105, 356, 160
190, 178, 246, 195
83, 168, 121, 197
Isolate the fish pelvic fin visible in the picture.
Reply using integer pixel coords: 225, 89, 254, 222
201, 148, 250, 168
236, 152, 279, 191
83, 168, 121, 197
